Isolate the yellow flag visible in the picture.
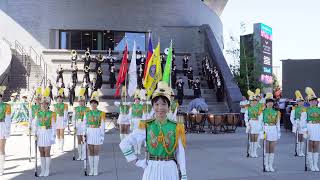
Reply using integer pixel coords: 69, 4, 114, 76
143, 42, 162, 99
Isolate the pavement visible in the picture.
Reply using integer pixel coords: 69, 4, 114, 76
1, 124, 320, 180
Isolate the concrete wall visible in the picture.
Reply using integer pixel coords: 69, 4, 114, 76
0, 0, 224, 52
0, 39, 12, 86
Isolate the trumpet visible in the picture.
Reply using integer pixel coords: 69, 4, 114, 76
71, 49, 77, 56
97, 54, 104, 62
84, 65, 90, 72
97, 67, 102, 74
85, 51, 90, 57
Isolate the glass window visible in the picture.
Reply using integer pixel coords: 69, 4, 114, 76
70, 31, 81, 50
59, 30, 146, 50
60, 31, 70, 49
104, 30, 114, 50
114, 32, 146, 51
82, 31, 92, 50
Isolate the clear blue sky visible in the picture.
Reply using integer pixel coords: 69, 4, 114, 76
221, 0, 320, 86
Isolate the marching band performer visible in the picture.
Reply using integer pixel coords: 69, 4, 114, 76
168, 92, 179, 121
301, 87, 320, 171
261, 93, 280, 172
83, 91, 106, 176
72, 88, 89, 160
29, 87, 42, 134
129, 90, 144, 154
33, 87, 56, 177
245, 89, 263, 158
119, 81, 187, 180
114, 86, 131, 141
0, 86, 11, 175
53, 88, 68, 152
290, 90, 306, 157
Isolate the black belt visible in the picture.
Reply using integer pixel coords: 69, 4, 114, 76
148, 155, 175, 161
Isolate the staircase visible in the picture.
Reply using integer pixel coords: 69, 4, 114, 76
43, 49, 229, 113
2, 41, 45, 101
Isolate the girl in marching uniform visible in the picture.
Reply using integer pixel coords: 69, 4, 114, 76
72, 88, 89, 160
33, 87, 56, 177
114, 86, 131, 141
261, 93, 281, 172
29, 87, 42, 132
290, 90, 306, 157
245, 89, 263, 158
168, 93, 179, 121
0, 86, 11, 175
53, 88, 68, 152
120, 81, 187, 180
301, 87, 320, 171
141, 89, 154, 120
84, 91, 106, 176
129, 89, 144, 154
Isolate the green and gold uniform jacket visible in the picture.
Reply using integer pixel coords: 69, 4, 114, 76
85, 110, 106, 128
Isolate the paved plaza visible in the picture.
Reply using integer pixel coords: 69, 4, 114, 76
2, 125, 320, 180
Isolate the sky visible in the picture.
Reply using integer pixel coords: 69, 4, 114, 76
221, 0, 320, 86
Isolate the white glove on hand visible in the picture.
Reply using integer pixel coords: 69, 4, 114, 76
135, 159, 147, 169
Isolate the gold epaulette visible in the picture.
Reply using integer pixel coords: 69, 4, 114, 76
52, 112, 57, 122
302, 108, 307, 112
277, 111, 281, 119
101, 112, 106, 121
5, 104, 11, 115
138, 119, 154, 129
168, 118, 177, 124
64, 104, 68, 110
175, 123, 186, 148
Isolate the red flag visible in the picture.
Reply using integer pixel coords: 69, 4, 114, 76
114, 44, 128, 97
143, 34, 153, 80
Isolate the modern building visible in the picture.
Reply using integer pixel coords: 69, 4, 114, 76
0, 0, 241, 112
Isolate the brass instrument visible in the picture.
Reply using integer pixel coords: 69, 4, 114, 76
85, 51, 90, 57
71, 50, 77, 56
97, 67, 102, 74
97, 54, 104, 62
84, 65, 90, 72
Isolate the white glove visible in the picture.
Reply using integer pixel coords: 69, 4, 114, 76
292, 124, 297, 133
135, 159, 147, 169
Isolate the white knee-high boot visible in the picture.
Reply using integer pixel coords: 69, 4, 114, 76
249, 142, 253, 157
81, 144, 86, 160
77, 144, 82, 160
39, 157, 46, 177
264, 153, 270, 172
269, 153, 275, 172
307, 152, 315, 171
253, 142, 258, 158
296, 142, 301, 156
0, 155, 5, 176
313, 153, 319, 171
93, 156, 99, 176
300, 142, 305, 156
60, 139, 64, 152
134, 145, 138, 155
44, 157, 51, 177
88, 156, 94, 176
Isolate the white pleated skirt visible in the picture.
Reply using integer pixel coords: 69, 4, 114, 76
297, 121, 307, 134
87, 128, 104, 145
56, 116, 67, 129
264, 125, 279, 141
307, 123, 320, 141
142, 160, 179, 180
75, 121, 85, 135
37, 129, 54, 147
118, 114, 130, 125
249, 120, 262, 134
131, 117, 141, 131
0, 122, 9, 139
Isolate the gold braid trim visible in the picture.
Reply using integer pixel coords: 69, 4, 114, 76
138, 121, 146, 129
5, 104, 11, 115
176, 123, 186, 148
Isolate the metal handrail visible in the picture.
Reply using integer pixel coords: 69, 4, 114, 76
2, 37, 12, 48
0, 74, 8, 85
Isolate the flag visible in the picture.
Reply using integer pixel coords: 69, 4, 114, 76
143, 42, 162, 99
162, 40, 173, 85
143, 33, 153, 80
114, 44, 128, 97
128, 41, 137, 97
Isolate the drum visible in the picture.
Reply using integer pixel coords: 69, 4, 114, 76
207, 114, 225, 133
225, 113, 240, 132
